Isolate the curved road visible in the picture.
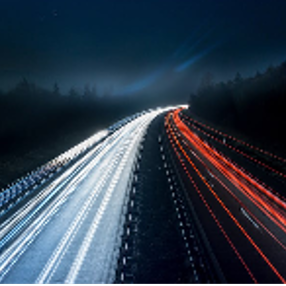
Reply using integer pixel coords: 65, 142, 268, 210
0, 107, 173, 284
165, 108, 286, 283
1, 106, 286, 283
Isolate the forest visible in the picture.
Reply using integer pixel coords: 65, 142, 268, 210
1, 81, 127, 154
188, 61, 286, 156
0, 80, 147, 188
1, 60, 286, 188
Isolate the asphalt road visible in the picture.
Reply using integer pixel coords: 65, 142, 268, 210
165, 108, 286, 283
0, 108, 171, 284
0, 106, 286, 283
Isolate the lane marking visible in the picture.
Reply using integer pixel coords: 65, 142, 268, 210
241, 208, 259, 229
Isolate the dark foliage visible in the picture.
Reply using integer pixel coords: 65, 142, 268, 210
188, 61, 286, 154
0, 80, 149, 187
1, 81, 103, 154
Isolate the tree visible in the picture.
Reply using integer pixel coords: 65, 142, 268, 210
16, 77, 31, 95
255, 71, 262, 79
68, 88, 79, 100
280, 61, 286, 73
199, 72, 214, 89
83, 84, 93, 101
188, 92, 197, 108
53, 82, 61, 97
234, 72, 243, 85
91, 85, 97, 99
0, 89, 4, 108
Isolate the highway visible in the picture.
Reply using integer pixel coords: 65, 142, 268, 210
0, 107, 173, 284
165, 108, 286, 283
0, 106, 286, 283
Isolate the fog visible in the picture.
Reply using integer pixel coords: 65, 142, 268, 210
1, 0, 286, 101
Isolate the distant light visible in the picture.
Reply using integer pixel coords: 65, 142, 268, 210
175, 41, 222, 72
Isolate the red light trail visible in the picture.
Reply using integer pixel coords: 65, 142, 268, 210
165, 108, 286, 283
180, 113, 286, 164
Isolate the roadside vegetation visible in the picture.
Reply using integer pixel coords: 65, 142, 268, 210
188, 60, 286, 157
0, 80, 143, 188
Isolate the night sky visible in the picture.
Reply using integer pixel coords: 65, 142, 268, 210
1, 0, 286, 99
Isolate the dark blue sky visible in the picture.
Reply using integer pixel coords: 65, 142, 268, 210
1, 0, 286, 98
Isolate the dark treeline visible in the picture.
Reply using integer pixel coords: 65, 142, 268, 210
0, 80, 133, 156
0, 75, 186, 187
188, 61, 286, 155
0, 79, 153, 187
0, 79, 159, 189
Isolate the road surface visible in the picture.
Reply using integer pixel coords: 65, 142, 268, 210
1, 106, 286, 283
164, 108, 286, 283
0, 107, 173, 283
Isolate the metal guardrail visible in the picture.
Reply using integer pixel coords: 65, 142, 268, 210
0, 130, 108, 215
0, 109, 166, 217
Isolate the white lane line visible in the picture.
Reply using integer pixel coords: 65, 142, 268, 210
0, 107, 178, 283
0, 142, 120, 282
0, 126, 128, 281
64, 119, 144, 284
0, 142, 104, 244
36, 151, 122, 284
0, 118, 130, 246
240, 208, 259, 229
35, 118, 144, 283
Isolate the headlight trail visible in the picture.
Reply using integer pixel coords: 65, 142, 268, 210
0, 106, 178, 283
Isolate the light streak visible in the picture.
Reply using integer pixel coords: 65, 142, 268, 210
175, 41, 222, 72
166, 109, 286, 283
165, 112, 257, 283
